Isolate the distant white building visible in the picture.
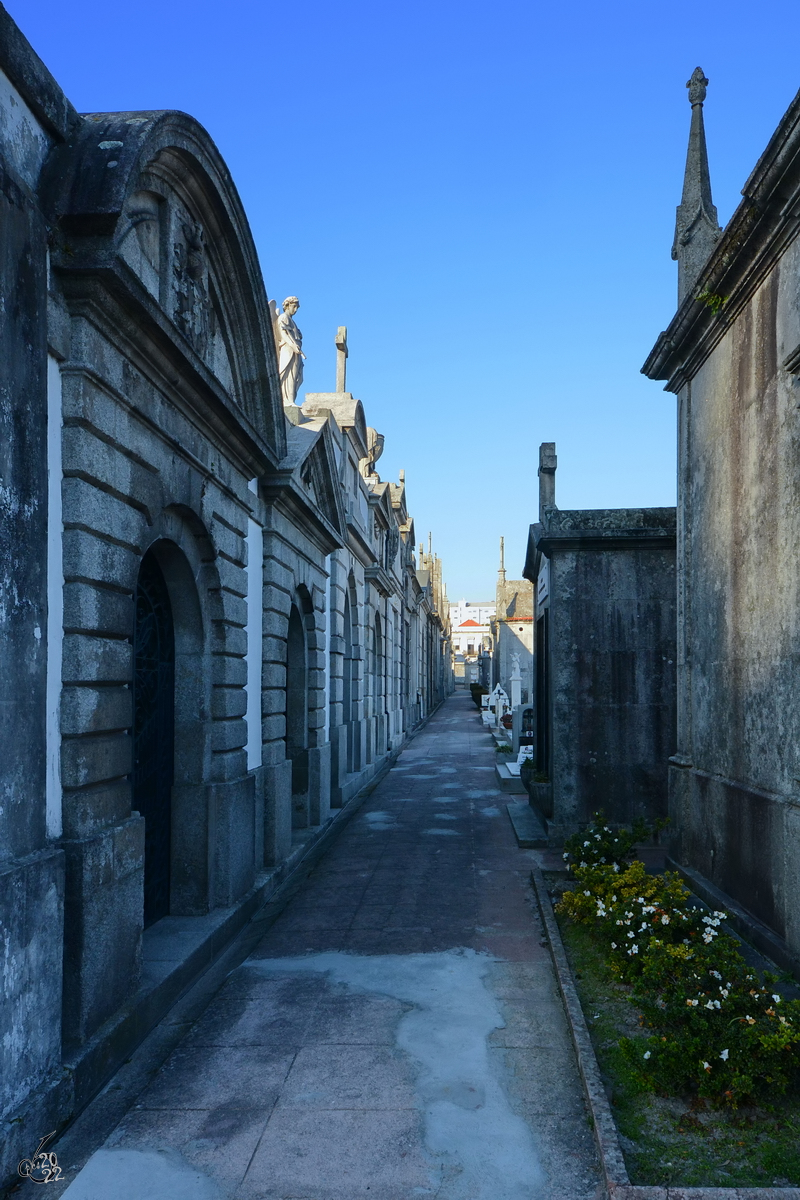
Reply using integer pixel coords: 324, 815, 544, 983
450, 600, 495, 684
449, 598, 495, 629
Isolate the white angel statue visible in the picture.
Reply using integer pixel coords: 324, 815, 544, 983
269, 296, 306, 406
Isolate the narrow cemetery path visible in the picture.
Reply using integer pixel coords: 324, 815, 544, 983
58, 693, 601, 1200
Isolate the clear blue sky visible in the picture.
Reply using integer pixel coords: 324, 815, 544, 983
7, 1, 800, 597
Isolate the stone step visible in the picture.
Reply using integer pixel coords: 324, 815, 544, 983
506, 800, 549, 848
495, 761, 526, 793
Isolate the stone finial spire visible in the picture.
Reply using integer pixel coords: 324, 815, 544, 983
672, 67, 722, 304
498, 536, 506, 586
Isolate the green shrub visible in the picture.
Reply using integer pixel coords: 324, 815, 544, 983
557, 820, 800, 1107
469, 684, 488, 709
519, 757, 547, 784
562, 810, 665, 873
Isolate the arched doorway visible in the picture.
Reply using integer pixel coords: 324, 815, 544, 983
286, 604, 309, 809
343, 583, 357, 773
133, 549, 175, 927
374, 613, 384, 707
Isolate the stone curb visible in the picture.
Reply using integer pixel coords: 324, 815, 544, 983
529, 864, 800, 1200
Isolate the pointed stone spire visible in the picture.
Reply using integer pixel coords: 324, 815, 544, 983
498, 536, 506, 586
672, 67, 722, 304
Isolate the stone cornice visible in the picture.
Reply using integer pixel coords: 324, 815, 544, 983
0, 4, 80, 141
259, 472, 344, 556
643, 85, 800, 392
364, 565, 395, 598
534, 507, 676, 557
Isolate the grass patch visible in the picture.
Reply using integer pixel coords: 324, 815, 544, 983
554, 903, 800, 1187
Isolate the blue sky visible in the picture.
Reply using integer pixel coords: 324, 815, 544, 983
8, 1, 800, 598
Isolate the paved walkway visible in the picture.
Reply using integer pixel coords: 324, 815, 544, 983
59, 693, 600, 1200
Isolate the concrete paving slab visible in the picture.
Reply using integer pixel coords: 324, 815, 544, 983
237, 1107, 433, 1200
105, 1106, 270, 1195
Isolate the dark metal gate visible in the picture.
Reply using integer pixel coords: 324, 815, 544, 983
133, 550, 175, 927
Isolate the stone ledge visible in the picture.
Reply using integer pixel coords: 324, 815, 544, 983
495, 762, 526, 793
506, 801, 547, 847
668, 859, 800, 986
529, 863, 800, 1200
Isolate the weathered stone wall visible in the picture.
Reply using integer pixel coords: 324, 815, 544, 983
55, 317, 262, 1042
0, 15, 76, 1181
547, 534, 676, 837
259, 492, 331, 851
531, 509, 677, 841
671, 246, 800, 954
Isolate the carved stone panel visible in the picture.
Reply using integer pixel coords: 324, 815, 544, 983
172, 213, 210, 356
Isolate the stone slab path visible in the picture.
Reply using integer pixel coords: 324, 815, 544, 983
57, 692, 601, 1200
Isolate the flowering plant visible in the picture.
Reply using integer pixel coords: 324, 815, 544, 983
557, 825, 800, 1106
561, 810, 666, 874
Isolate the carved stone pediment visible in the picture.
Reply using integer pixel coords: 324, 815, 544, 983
44, 109, 287, 464
172, 214, 210, 354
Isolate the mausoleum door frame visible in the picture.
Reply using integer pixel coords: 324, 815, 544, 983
286, 589, 315, 802
136, 511, 219, 919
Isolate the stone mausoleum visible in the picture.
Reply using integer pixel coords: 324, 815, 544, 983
643, 67, 800, 977
523, 444, 677, 840
0, 8, 451, 1184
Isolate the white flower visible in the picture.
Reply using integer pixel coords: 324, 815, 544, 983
563, 852, 569, 860
583, 841, 590, 847
661, 915, 670, 925
773, 994, 781, 1004
643, 1051, 651, 1059
630, 944, 639, 954
710, 970, 721, 980
613, 863, 619, 873
611, 894, 617, 901
720, 1049, 729, 1061
702, 1061, 711, 1071
584, 891, 591, 897
611, 942, 617, 949
594, 834, 601, 840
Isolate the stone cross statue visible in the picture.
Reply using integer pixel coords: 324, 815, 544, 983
276, 296, 306, 406
335, 326, 348, 392
510, 653, 522, 710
